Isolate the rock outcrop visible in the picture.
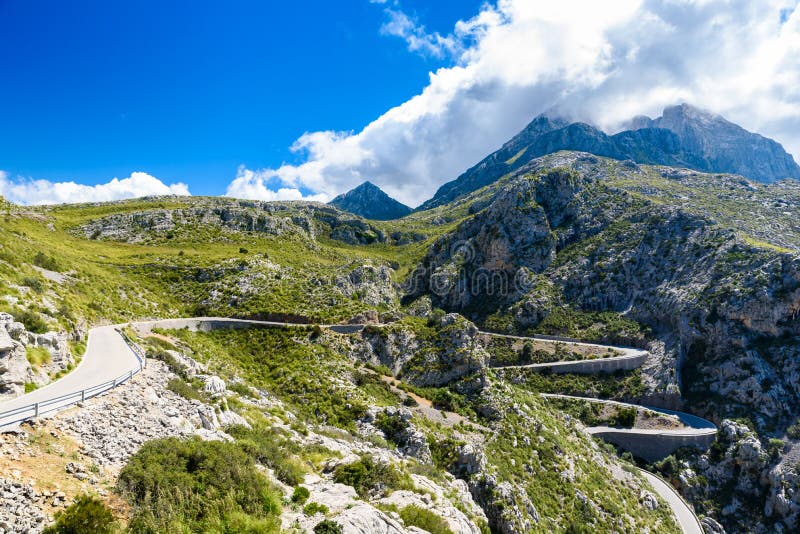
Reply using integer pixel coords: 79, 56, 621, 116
0, 312, 75, 399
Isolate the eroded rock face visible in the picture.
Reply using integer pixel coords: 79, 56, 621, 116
413, 174, 559, 311
0, 312, 75, 399
74, 198, 405, 247
354, 314, 488, 389
335, 265, 397, 307
673, 419, 800, 532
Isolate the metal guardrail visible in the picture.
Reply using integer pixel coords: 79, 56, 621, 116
0, 328, 146, 428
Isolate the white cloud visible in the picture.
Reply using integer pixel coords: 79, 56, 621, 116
230, 0, 800, 208
380, 9, 460, 59
0, 171, 190, 205
225, 167, 328, 202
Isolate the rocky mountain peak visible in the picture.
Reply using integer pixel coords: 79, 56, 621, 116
420, 103, 800, 209
329, 181, 412, 220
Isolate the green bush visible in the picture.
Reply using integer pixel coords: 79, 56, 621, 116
610, 407, 636, 428
314, 519, 343, 534
333, 456, 412, 498
375, 411, 408, 442
43, 494, 116, 534
292, 486, 310, 504
429, 388, 464, 412
399, 505, 453, 534
26, 346, 52, 368
228, 425, 306, 486
228, 381, 257, 398
428, 436, 464, 471
147, 349, 187, 380
33, 252, 61, 271
166, 378, 207, 402
787, 422, 800, 439
14, 308, 48, 333
303, 502, 329, 515
22, 276, 45, 293
118, 437, 281, 533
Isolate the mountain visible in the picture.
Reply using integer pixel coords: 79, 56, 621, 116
419, 103, 800, 210
329, 181, 412, 220
408, 151, 800, 531
4, 151, 800, 531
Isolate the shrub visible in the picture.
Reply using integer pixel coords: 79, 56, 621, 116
314, 519, 343, 534
146, 349, 186, 379
375, 411, 408, 442
292, 486, 310, 504
787, 421, 800, 439
767, 438, 785, 460
26, 346, 52, 368
653, 454, 678, 477
33, 252, 61, 272
15, 308, 48, 333
428, 436, 464, 471
118, 437, 281, 533
399, 505, 453, 534
429, 389, 463, 412
166, 378, 206, 402
402, 396, 418, 407
22, 276, 44, 293
333, 456, 412, 498
43, 494, 116, 534
610, 407, 636, 428
228, 381, 257, 398
228, 425, 306, 486
521, 341, 534, 363
303, 502, 329, 515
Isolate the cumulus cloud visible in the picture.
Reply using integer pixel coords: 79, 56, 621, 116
0, 171, 190, 205
230, 0, 800, 207
226, 166, 328, 202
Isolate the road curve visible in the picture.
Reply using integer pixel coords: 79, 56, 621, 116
542, 393, 716, 461
542, 394, 711, 534
482, 331, 650, 374
0, 317, 360, 428
636, 468, 703, 534
0, 325, 142, 428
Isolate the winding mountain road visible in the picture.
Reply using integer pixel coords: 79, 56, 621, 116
0, 317, 708, 532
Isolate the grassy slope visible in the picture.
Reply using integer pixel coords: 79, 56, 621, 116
161, 326, 680, 533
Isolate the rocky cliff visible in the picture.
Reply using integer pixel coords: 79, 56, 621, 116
408, 151, 800, 531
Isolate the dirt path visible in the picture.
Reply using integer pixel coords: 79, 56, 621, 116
377, 375, 490, 434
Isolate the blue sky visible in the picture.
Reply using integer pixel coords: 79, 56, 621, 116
1, 1, 799, 206
0, 0, 481, 199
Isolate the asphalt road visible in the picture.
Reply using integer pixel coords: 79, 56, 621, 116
637, 468, 703, 534
0, 325, 141, 427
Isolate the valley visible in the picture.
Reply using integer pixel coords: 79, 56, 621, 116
1, 112, 800, 532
